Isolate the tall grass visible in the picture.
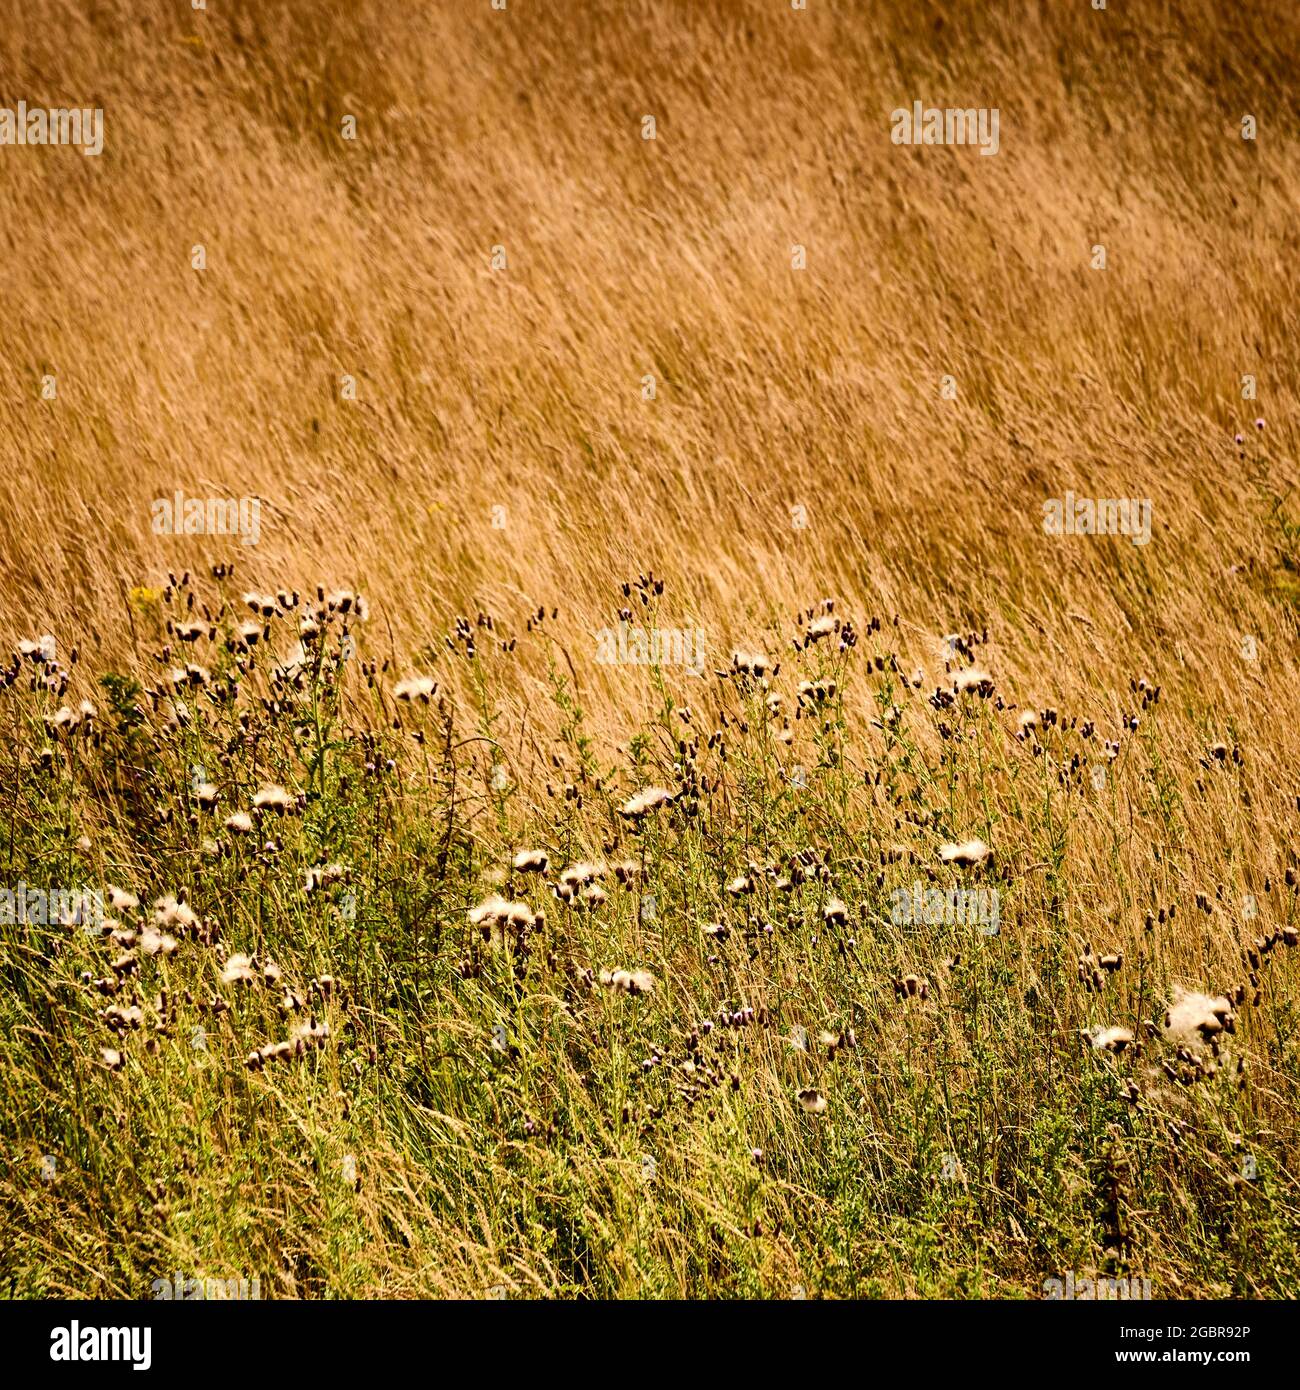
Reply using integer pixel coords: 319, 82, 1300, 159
1, 0, 1299, 1298
1, 577, 1297, 1298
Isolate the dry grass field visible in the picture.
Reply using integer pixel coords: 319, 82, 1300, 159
2, 0, 1299, 1299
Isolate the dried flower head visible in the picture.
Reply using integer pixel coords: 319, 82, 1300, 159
797, 1087, 827, 1114
469, 895, 541, 947
797, 678, 837, 707
804, 615, 838, 644
731, 650, 770, 678
1164, 988, 1235, 1045
939, 839, 991, 868
107, 886, 139, 914
221, 953, 258, 986
395, 675, 437, 703
252, 784, 295, 814
598, 967, 655, 996
18, 635, 57, 664
953, 667, 994, 697
154, 896, 200, 933
139, 927, 179, 957
619, 787, 675, 820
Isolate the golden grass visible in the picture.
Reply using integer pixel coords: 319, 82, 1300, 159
2, 0, 1295, 707
1, 0, 1299, 1300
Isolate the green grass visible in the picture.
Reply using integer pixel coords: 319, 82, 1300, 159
2, 580, 1298, 1299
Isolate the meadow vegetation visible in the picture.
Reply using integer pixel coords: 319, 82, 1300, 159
1, 0, 1299, 1298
